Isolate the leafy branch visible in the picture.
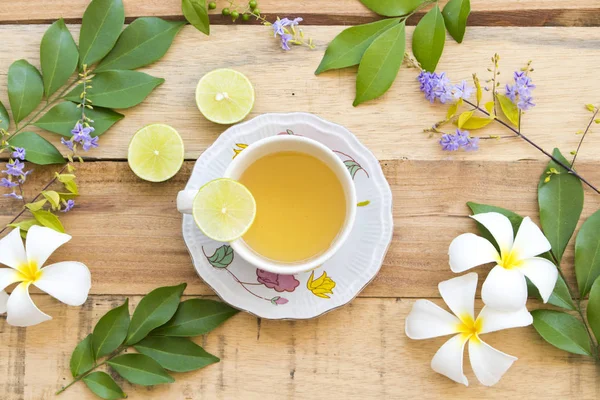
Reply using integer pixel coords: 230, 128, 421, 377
315, 0, 471, 105
56, 284, 239, 398
1, 0, 184, 236
469, 144, 600, 361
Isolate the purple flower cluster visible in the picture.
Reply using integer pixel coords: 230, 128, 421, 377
61, 122, 99, 152
272, 17, 302, 50
505, 71, 535, 111
1, 150, 30, 200
418, 72, 473, 104
439, 129, 479, 152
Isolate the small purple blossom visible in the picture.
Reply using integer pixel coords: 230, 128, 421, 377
517, 96, 535, 111
0, 178, 18, 188
61, 199, 75, 213
440, 129, 479, 152
272, 18, 287, 37
82, 136, 99, 152
452, 80, 474, 100
417, 71, 454, 104
3, 160, 25, 177
280, 33, 293, 51
71, 122, 95, 143
439, 133, 461, 151
505, 84, 517, 102
507, 71, 535, 111
11, 147, 26, 161
4, 192, 23, 200
61, 137, 75, 151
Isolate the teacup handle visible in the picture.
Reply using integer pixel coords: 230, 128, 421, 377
177, 190, 197, 215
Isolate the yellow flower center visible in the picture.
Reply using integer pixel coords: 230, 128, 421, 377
457, 314, 483, 343
498, 249, 522, 270
17, 261, 41, 283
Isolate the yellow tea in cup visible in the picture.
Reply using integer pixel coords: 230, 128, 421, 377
239, 151, 346, 263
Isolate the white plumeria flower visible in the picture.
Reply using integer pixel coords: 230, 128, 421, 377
449, 212, 558, 311
405, 273, 532, 386
0, 226, 91, 327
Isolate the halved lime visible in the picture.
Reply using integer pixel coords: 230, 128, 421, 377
195, 68, 255, 124
128, 124, 184, 182
193, 178, 256, 242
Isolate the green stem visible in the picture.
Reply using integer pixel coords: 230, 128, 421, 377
55, 347, 125, 395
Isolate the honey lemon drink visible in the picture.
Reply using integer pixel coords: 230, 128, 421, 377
239, 151, 346, 263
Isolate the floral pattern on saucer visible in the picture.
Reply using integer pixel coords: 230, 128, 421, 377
182, 112, 393, 319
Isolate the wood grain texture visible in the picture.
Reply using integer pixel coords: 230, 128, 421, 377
0, 295, 598, 399
1, 0, 599, 26
1, 160, 598, 298
1, 25, 600, 163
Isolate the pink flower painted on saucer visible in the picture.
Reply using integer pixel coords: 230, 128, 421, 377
257, 269, 300, 292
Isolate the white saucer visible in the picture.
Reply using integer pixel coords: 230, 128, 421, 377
182, 113, 393, 319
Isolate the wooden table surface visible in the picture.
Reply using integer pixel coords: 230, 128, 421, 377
2, 1, 600, 399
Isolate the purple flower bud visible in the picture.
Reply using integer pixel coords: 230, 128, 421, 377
61, 199, 75, 213
4, 191, 23, 200
0, 178, 17, 188
271, 296, 289, 305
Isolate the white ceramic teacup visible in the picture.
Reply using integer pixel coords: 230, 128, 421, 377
177, 135, 357, 275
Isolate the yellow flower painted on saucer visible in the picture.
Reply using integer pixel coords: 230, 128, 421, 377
232, 143, 248, 159
307, 271, 336, 299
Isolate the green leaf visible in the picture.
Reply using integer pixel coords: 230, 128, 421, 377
526, 274, 576, 311
587, 278, 600, 343
92, 299, 130, 359
442, 0, 470, 43
0, 101, 10, 130
575, 209, 600, 297
9, 131, 64, 165
83, 372, 126, 400
40, 18, 78, 97
79, 0, 125, 66
359, 0, 423, 17
412, 5, 445, 72
458, 116, 493, 130
531, 310, 592, 356
25, 199, 48, 212
153, 298, 239, 337
182, 0, 210, 35
108, 353, 174, 386
357, 200, 371, 207
34, 102, 123, 137
7, 219, 40, 233
126, 283, 186, 345
134, 336, 219, 372
206, 245, 234, 268
497, 93, 519, 126
538, 149, 583, 263
8, 60, 44, 124
457, 110, 473, 128
353, 22, 406, 106
96, 17, 185, 72
315, 18, 400, 75
65, 70, 164, 109
42, 191, 61, 209
70, 334, 95, 377
31, 210, 65, 233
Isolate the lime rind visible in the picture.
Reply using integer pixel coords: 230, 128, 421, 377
192, 178, 256, 242
195, 68, 255, 125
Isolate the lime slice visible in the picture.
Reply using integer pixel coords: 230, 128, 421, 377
195, 68, 255, 124
128, 124, 184, 182
192, 178, 256, 242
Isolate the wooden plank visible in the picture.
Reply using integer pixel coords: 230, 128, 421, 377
1, 0, 599, 26
0, 295, 597, 399
1, 25, 599, 163
1, 160, 598, 298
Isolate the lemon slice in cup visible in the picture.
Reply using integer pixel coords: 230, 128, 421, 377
128, 124, 184, 182
195, 68, 255, 124
193, 178, 256, 242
